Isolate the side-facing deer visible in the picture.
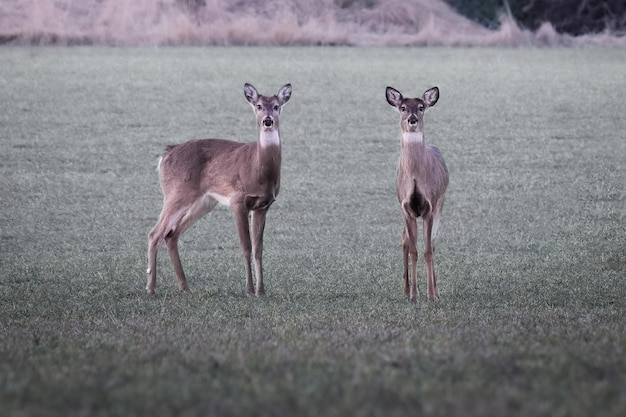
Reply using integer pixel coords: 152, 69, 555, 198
146, 83, 292, 295
386, 86, 448, 301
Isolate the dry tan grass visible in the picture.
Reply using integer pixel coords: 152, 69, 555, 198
1, 0, 624, 46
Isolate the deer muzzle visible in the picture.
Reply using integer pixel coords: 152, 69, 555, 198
263, 117, 274, 127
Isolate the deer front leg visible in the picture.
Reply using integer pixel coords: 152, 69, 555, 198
402, 209, 419, 302
251, 208, 268, 296
423, 217, 438, 300
233, 204, 254, 295
401, 228, 410, 297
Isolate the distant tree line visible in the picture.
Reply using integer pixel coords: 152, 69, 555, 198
444, 0, 625, 35
175, 0, 625, 36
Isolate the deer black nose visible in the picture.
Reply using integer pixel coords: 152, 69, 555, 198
408, 115, 418, 125
263, 117, 273, 127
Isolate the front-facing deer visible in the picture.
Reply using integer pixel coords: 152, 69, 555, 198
146, 83, 292, 295
386, 86, 448, 301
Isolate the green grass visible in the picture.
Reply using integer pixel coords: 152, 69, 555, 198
0, 46, 624, 417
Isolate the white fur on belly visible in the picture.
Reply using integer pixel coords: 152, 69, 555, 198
207, 192, 231, 207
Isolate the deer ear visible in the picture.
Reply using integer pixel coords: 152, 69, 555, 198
244, 83, 259, 104
277, 84, 292, 106
423, 87, 439, 108
386, 87, 403, 108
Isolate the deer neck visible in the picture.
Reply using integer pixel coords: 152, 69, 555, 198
401, 131, 427, 156
256, 128, 282, 180
259, 128, 280, 148
402, 131, 424, 146
399, 131, 428, 171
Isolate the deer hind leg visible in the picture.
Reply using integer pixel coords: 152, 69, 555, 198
423, 216, 438, 300
146, 195, 218, 294
147, 213, 189, 294
147, 223, 163, 294
164, 232, 188, 292
147, 208, 178, 294
251, 209, 268, 296
402, 208, 419, 302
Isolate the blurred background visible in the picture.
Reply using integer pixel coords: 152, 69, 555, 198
448, 0, 625, 34
1, 0, 625, 46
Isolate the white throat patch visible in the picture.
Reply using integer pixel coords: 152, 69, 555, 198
260, 130, 280, 147
402, 131, 424, 144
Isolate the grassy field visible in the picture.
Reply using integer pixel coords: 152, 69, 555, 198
0, 46, 624, 417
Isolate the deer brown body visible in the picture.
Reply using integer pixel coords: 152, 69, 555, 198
146, 83, 292, 295
386, 86, 448, 301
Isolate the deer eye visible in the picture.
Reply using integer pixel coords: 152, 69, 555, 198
418, 105, 424, 112
273, 105, 279, 111
256, 104, 262, 110
400, 106, 406, 112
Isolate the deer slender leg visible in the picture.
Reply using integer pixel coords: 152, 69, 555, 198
147, 232, 159, 294
423, 217, 438, 300
401, 228, 410, 297
403, 214, 419, 302
165, 233, 189, 292
233, 204, 254, 295
251, 209, 268, 296
146, 211, 172, 294
155, 197, 217, 293
432, 241, 439, 298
